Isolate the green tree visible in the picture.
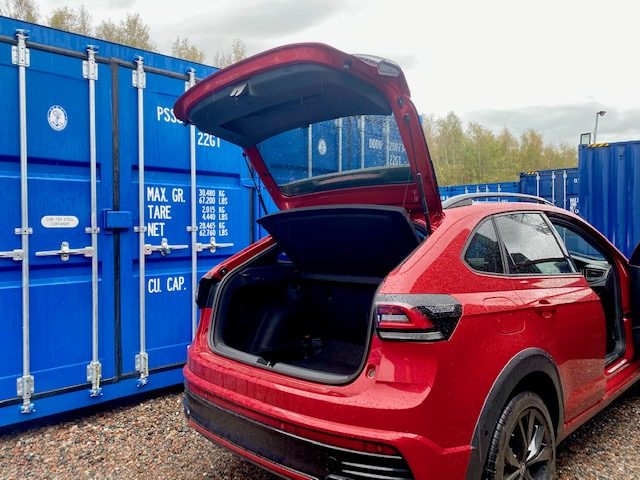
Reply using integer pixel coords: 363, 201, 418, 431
0, 0, 39, 23
213, 38, 247, 68
517, 130, 545, 173
75, 5, 92, 35
48, 5, 92, 35
171, 36, 205, 63
96, 13, 155, 51
421, 113, 577, 185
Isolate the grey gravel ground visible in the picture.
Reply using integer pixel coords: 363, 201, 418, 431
1, 384, 639, 479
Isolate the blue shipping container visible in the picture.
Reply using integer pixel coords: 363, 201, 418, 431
252, 115, 409, 239
519, 168, 580, 213
0, 18, 250, 428
438, 181, 518, 202
578, 141, 640, 258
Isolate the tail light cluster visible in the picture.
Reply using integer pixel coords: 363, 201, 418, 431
375, 294, 462, 342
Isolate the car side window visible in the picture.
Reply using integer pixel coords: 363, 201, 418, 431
494, 213, 575, 275
464, 219, 504, 274
552, 224, 606, 261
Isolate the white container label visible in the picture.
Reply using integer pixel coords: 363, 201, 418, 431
47, 105, 68, 131
41, 215, 79, 228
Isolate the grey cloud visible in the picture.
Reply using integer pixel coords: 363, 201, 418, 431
465, 103, 640, 146
163, 0, 343, 42
102, 0, 136, 8
153, 0, 345, 62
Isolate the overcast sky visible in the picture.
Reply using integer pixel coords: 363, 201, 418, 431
36, 0, 640, 145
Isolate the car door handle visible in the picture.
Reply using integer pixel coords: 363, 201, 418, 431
533, 299, 556, 318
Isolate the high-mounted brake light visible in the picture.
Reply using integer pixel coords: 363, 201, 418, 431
375, 294, 462, 342
354, 54, 402, 77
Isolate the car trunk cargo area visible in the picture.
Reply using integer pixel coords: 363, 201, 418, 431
210, 205, 423, 383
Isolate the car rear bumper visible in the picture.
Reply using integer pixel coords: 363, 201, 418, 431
184, 388, 414, 479
183, 372, 471, 480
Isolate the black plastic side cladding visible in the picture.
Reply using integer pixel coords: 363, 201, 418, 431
464, 349, 564, 480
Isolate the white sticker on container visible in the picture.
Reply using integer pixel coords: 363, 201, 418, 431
317, 138, 327, 156
47, 105, 68, 131
41, 215, 79, 228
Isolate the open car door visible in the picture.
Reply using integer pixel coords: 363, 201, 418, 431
631, 243, 640, 346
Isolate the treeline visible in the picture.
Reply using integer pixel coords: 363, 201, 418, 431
422, 112, 577, 186
0, 0, 245, 66
2, 0, 578, 183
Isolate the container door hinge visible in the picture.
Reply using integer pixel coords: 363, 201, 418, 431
14, 227, 33, 235
135, 352, 149, 386
82, 45, 99, 80
86, 360, 102, 397
11, 30, 30, 67
16, 375, 35, 413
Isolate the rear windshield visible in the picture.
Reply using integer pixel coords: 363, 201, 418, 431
256, 114, 411, 196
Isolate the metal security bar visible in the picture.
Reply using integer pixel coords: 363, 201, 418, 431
132, 56, 149, 386
186, 69, 199, 339
84, 45, 102, 397
12, 29, 34, 414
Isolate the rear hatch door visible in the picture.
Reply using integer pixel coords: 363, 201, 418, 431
174, 43, 442, 224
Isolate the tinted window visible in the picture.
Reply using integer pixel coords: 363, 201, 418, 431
553, 224, 606, 261
465, 219, 504, 274
257, 114, 410, 194
495, 213, 574, 275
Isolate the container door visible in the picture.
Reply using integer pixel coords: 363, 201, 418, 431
118, 62, 249, 384
564, 169, 580, 214
0, 40, 115, 407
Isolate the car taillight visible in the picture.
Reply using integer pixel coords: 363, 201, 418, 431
375, 294, 462, 342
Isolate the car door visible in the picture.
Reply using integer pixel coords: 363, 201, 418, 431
493, 211, 607, 421
631, 244, 640, 347
548, 213, 640, 361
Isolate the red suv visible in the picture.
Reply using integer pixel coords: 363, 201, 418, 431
174, 44, 640, 480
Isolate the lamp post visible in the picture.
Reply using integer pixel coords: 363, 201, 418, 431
593, 110, 606, 143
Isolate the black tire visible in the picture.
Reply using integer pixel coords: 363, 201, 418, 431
483, 391, 557, 480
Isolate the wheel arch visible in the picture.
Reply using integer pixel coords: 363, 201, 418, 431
464, 348, 564, 480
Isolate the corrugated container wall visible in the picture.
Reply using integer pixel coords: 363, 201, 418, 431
438, 182, 518, 202
579, 142, 640, 258
519, 168, 580, 214
0, 18, 250, 428
253, 116, 408, 239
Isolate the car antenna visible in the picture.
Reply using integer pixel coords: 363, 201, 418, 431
403, 114, 432, 234
243, 151, 268, 217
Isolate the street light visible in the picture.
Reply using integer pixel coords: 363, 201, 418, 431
593, 110, 606, 143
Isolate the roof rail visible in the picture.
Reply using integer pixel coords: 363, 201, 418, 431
442, 192, 554, 209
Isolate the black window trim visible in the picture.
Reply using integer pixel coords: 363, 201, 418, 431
462, 210, 582, 279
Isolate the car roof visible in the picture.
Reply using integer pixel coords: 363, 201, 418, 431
439, 201, 628, 262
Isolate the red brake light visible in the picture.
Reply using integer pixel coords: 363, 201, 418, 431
376, 304, 434, 330
375, 295, 462, 342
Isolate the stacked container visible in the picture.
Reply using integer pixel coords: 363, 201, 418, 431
578, 141, 640, 258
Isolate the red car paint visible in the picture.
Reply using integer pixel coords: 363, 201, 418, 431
175, 44, 640, 479
174, 43, 443, 225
